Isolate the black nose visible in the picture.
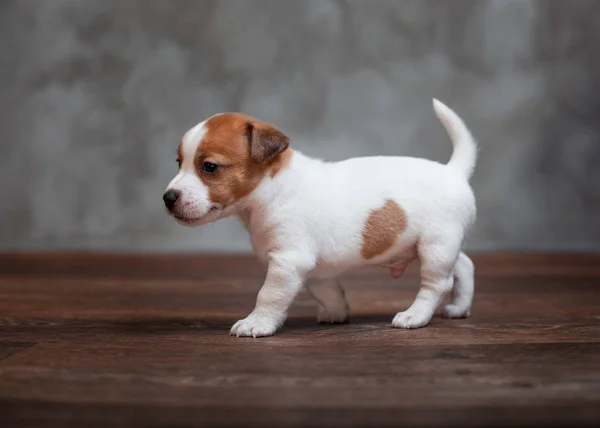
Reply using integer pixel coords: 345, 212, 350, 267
163, 190, 180, 211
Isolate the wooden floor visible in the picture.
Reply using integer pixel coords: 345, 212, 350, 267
0, 253, 599, 428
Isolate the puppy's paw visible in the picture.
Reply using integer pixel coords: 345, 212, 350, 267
317, 303, 349, 324
230, 313, 280, 338
392, 309, 431, 329
441, 304, 471, 319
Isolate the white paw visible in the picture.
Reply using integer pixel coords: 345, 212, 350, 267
230, 313, 280, 338
441, 304, 471, 319
392, 309, 432, 329
317, 303, 349, 324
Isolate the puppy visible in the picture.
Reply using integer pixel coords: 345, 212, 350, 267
164, 99, 476, 337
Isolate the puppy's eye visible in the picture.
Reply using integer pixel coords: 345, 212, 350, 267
201, 162, 219, 173
176, 159, 181, 168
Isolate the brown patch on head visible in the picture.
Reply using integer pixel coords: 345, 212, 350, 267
176, 140, 183, 169
361, 199, 407, 260
195, 113, 292, 207
270, 148, 293, 178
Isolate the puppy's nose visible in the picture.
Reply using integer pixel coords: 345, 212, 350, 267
163, 189, 180, 211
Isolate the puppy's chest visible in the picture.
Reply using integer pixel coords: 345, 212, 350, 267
242, 213, 277, 264
249, 229, 273, 264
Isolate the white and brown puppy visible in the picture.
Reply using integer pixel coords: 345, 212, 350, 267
164, 99, 477, 338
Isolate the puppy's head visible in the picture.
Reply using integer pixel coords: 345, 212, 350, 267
163, 113, 290, 227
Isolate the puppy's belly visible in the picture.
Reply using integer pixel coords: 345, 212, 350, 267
308, 246, 418, 280
308, 263, 357, 280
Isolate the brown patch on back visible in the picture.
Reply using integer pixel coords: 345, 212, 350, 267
361, 199, 407, 260
195, 113, 292, 208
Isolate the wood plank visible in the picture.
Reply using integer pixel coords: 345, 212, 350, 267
0, 342, 35, 361
0, 253, 599, 427
2, 252, 600, 279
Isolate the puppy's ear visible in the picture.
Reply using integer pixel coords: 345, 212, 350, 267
246, 121, 289, 163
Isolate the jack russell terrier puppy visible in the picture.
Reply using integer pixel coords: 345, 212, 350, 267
163, 99, 477, 338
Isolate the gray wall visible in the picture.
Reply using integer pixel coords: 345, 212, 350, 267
1, 0, 599, 252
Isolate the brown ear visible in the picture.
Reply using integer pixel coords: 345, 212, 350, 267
246, 121, 290, 163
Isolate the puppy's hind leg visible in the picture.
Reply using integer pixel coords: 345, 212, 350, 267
307, 279, 350, 324
392, 236, 460, 329
442, 251, 474, 318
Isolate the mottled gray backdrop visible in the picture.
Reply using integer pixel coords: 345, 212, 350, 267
1, 0, 599, 252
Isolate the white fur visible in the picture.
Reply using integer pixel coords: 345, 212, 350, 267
434, 99, 478, 180
166, 99, 477, 337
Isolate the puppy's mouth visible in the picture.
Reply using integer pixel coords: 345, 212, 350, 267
173, 214, 201, 224
171, 205, 223, 226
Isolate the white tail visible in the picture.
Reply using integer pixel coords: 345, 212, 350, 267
432, 99, 477, 180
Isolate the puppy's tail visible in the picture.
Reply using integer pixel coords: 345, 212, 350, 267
432, 98, 477, 180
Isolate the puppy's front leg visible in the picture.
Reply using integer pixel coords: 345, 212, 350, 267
230, 252, 315, 338
307, 279, 349, 324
